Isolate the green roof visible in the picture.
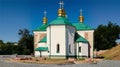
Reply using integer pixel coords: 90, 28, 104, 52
34, 24, 48, 31
73, 22, 94, 31
39, 36, 47, 43
35, 47, 48, 51
49, 17, 72, 26
75, 32, 88, 43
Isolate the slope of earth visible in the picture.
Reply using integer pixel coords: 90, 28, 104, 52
100, 44, 120, 60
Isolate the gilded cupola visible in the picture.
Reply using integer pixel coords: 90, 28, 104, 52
58, 1, 66, 17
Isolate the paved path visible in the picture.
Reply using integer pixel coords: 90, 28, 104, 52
0, 55, 120, 67
0, 60, 120, 67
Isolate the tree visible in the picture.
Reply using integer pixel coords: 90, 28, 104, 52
94, 22, 120, 50
0, 40, 4, 52
5, 42, 13, 45
18, 29, 34, 55
0, 40, 4, 46
0, 41, 18, 55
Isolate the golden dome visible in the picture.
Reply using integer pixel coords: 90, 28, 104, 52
42, 11, 47, 24
79, 16, 84, 23
79, 9, 84, 23
58, 9, 66, 17
57, 1, 66, 17
42, 17, 47, 24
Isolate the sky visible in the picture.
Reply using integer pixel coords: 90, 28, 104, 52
0, 0, 120, 42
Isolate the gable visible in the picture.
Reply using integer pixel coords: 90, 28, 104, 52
75, 32, 88, 43
38, 36, 47, 43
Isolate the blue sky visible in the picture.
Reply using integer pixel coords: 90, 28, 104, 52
0, 0, 120, 42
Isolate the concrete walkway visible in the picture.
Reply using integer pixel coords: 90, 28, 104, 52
0, 55, 120, 67
0, 60, 120, 67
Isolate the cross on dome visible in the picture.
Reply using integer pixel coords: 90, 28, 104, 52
79, 9, 84, 23
42, 10, 47, 24
59, 1, 64, 9
80, 9, 83, 16
44, 10, 47, 17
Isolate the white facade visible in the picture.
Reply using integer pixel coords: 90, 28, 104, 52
34, 24, 94, 59
33, 0, 94, 59
76, 42, 89, 58
45, 25, 76, 58
77, 30, 94, 58
49, 25, 66, 58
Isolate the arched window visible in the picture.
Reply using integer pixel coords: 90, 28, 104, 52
56, 44, 60, 53
79, 47, 81, 52
69, 45, 71, 53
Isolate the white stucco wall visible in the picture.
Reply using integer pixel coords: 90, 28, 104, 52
47, 27, 50, 54
38, 43, 47, 47
77, 31, 84, 37
77, 30, 94, 58
35, 51, 49, 57
48, 25, 66, 56
81, 43, 89, 56
35, 51, 40, 57
66, 25, 76, 56
35, 42, 49, 57
77, 30, 93, 38
33, 31, 47, 57
76, 42, 89, 57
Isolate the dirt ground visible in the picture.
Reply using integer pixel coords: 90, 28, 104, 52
9, 57, 103, 64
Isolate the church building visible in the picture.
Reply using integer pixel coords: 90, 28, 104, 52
33, 1, 94, 59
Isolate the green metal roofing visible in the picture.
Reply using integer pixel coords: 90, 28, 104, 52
75, 32, 88, 43
39, 36, 47, 43
49, 17, 72, 26
35, 47, 48, 51
34, 24, 48, 31
73, 22, 94, 31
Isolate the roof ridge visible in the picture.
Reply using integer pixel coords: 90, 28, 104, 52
34, 24, 48, 31
73, 22, 94, 30
49, 16, 72, 26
